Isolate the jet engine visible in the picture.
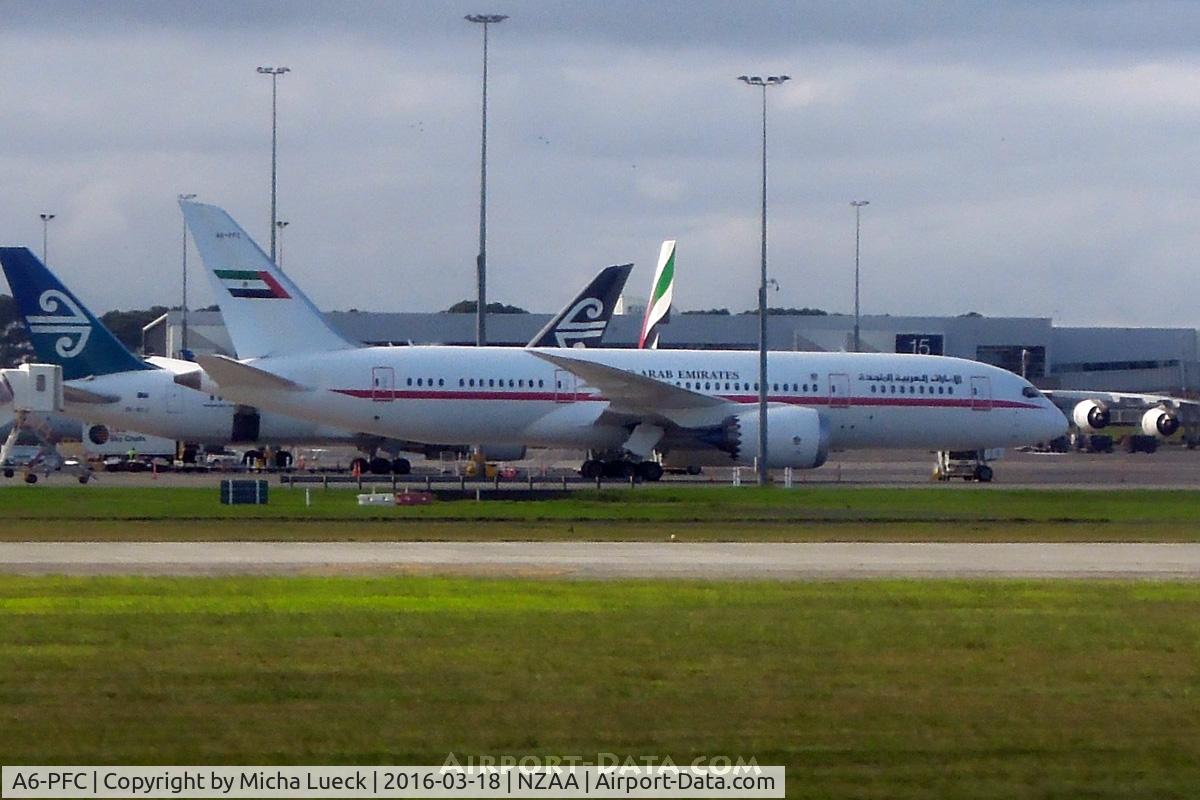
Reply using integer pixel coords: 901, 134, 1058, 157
723, 405, 830, 469
1071, 399, 1110, 432
1141, 407, 1180, 438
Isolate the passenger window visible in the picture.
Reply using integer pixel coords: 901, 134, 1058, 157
489, 379, 495, 387
406, 378, 413, 387
539, 379, 544, 388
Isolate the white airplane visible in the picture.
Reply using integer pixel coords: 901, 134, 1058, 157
182, 200, 1068, 480
0, 247, 631, 475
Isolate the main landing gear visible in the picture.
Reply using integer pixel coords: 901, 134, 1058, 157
350, 456, 412, 475
579, 458, 664, 482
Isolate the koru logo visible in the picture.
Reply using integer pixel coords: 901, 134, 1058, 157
27, 289, 91, 358
554, 298, 607, 348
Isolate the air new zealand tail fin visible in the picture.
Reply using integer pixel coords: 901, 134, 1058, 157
638, 240, 675, 349
0, 247, 154, 380
527, 263, 633, 348
180, 200, 355, 359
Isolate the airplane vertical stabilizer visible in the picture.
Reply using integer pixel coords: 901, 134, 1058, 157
180, 200, 355, 359
638, 240, 675, 349
0, 247, 154, 380
526, 263, 633, 348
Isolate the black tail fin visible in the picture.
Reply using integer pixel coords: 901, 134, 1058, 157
527, 263, 633, 348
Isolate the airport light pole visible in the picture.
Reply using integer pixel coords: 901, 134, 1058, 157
39, 213, 55, 264
851, 200, 869, 353
466, 13, 507, 346
738, 74, 789, 486
179, 193, 197, 357
257, 66, 290, 264
276, 220, 289, 270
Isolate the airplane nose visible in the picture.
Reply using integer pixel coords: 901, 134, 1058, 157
1043, 404, 1068, 440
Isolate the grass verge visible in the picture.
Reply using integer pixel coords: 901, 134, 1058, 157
1, 576, 1198, 798
3, 486, 1200, 541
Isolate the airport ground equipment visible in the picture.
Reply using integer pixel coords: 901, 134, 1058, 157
934, 449, 1000, 482
0, 364, 90, 484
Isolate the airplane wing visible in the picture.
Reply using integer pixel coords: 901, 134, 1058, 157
1044, 389, 1196, 410
195, 354, 310, 392
530, 350, 730, 430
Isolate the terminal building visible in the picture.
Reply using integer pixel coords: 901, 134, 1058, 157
144, 309, 1200, 397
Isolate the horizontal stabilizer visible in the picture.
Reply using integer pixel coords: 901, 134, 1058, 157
195, 354, 308, 393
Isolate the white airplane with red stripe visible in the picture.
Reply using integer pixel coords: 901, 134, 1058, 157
182, 201, 1068, 480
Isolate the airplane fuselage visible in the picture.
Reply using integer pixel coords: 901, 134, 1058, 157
204, 346, 1068, 458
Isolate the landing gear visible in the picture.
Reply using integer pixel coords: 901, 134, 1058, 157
579, 458, 663, 482
350, 456, 370, 475
391, 457, 411, 475
637, 461, 664, 482
368, 456, 392, 475
580, 459, 604, 480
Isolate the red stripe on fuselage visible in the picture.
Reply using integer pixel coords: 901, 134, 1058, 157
331, 388, 1041, 411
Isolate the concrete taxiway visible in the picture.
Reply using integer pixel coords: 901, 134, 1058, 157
1, 542, 1199, 579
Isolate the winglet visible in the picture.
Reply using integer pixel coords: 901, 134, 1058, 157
527, 264, 633, 348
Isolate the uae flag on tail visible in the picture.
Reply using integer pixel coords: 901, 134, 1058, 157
214, 269, 291, 299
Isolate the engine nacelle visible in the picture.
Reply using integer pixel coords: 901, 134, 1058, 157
1071, 399, 1110, 432
1141, 407, 1180, 438
724, 405, 830, 469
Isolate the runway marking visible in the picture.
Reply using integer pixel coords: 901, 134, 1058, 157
1, 542, 1199, 579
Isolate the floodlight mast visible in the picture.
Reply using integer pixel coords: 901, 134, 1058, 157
466, 13, 508, 346
737, 74, 789, 486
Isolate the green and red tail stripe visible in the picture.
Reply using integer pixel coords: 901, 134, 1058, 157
214, 269, 291, 299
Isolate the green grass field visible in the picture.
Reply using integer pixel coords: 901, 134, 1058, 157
2, 486, 1200, 541
2, 576, 1198, 798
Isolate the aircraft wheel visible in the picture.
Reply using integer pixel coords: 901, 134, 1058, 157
23, 473, 37, 484
974, 464, 994, 483
637, 462, 664, 482
580, 459, 603, 480
369, 456, 391, 475
615, 461, 637, 480
3, 468, 12, 478
350, 457, 370, 475
391, 457, 411, 475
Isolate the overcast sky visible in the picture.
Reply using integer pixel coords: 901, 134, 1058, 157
2, 1, 1199, 326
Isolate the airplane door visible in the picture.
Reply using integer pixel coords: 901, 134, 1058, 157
553, 369, 577, 403
371, 367, 395, 402
970, 376, 993, 411
829, 373, 851, 409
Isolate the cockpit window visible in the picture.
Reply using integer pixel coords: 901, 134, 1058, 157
1022, 386, 1041, 398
